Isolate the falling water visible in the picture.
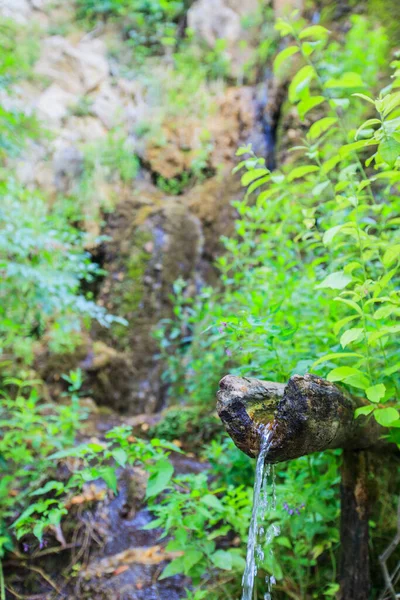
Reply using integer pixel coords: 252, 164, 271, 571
241, 428, 280, 600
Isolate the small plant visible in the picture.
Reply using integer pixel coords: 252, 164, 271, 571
0, 180, 126, 362
0, 375, 84, 555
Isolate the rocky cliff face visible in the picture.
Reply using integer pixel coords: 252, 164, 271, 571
1, 0, 279, 414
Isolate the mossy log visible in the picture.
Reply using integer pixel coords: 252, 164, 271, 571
217, 373, 390, 462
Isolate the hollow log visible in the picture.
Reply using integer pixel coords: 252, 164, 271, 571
217, 373, 390, 462
216, 372, 396, 600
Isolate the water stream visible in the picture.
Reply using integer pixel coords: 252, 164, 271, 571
241, 428, 279, 600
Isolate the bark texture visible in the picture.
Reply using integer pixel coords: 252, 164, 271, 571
217, 373, 389, 462
339, 450, 371, 600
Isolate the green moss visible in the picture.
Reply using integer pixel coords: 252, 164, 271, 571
107, 229, 151, 348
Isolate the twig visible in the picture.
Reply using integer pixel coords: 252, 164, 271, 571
379, 497, 400, 600
23, 565, 62, 596
5, 586, 49, 600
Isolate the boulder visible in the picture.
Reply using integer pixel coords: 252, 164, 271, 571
35, 36, 109, 97
83, 185, 205, 413
0, 0, 32, 23
187, 0, 242, 47
53, 144, 84, 194
36, 83, 76, 123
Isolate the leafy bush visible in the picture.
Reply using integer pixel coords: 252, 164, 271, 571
0, 19, 40, 161
0, 180, 126, 362
0, 374, 84, 557
76, 0, 187, 60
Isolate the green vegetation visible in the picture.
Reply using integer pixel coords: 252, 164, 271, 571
1, 3, 400, 600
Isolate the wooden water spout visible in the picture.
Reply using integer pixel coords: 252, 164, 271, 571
217, 373, 396, 600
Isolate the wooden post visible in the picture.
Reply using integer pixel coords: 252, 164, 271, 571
339, 450, 371, 600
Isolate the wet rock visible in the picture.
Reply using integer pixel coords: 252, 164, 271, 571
81, 186, 205, 414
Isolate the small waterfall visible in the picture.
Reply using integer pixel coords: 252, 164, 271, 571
241, 428, 279, 600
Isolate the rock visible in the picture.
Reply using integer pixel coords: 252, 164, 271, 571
0, 0, 32, 23
53, 143, 84, 194
83, 185, 205, 414
141, 86, 258, 179
35, 36, 109, 97
36, 83, 76, 123
91, 82, 125, 129
63, 115, 107, 143
187, 0, 241, 47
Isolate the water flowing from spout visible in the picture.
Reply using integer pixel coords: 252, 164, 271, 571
241, 427, 275, 600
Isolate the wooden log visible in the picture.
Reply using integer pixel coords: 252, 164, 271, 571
216, 373, 395, 600
217, 373, 390, 462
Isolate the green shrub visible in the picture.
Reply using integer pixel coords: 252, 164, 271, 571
0, 374, 84, 557
156, 13, 398, 598
0, 180, 126, 362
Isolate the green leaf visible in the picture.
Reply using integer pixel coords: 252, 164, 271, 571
379, 137, 400, 166
112, 448, 127, 467
33, 522, 45, 542
299, 25, 330, 40
100, 467, 118, 494
325, 72, 365, 89
366, 384, 386, 404
374, 407, 400, 427
183, 550, 204, 574
308, 117, 337, 141
236, 145, 252, 156
273, 46, 299, 74
345, 372, 370, 390
355, 405, 375, 418
327, 367, 360, 382
352, 93, 375, 105
340, 328, 363, 349
316, 271, 352, 290
241, 168, 269, 187
297, 96, 325, 120
159, 557, 184, 580
339, 140, 372, 159
323, 224, 344, 246
146, 459, 174, 498
30, 481, 64, 497
210, 550, 232, 571
355, 118, 381, 140
142, 518, 163, 530
312, 351, 363, 367
274, 19, 294, 37
276, 536, 292, 548
288, 65, 315, 103
380, 91, 400, 117
287, 165, 319, 181
382, 244, 400, 267
201, 494, 223, 510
